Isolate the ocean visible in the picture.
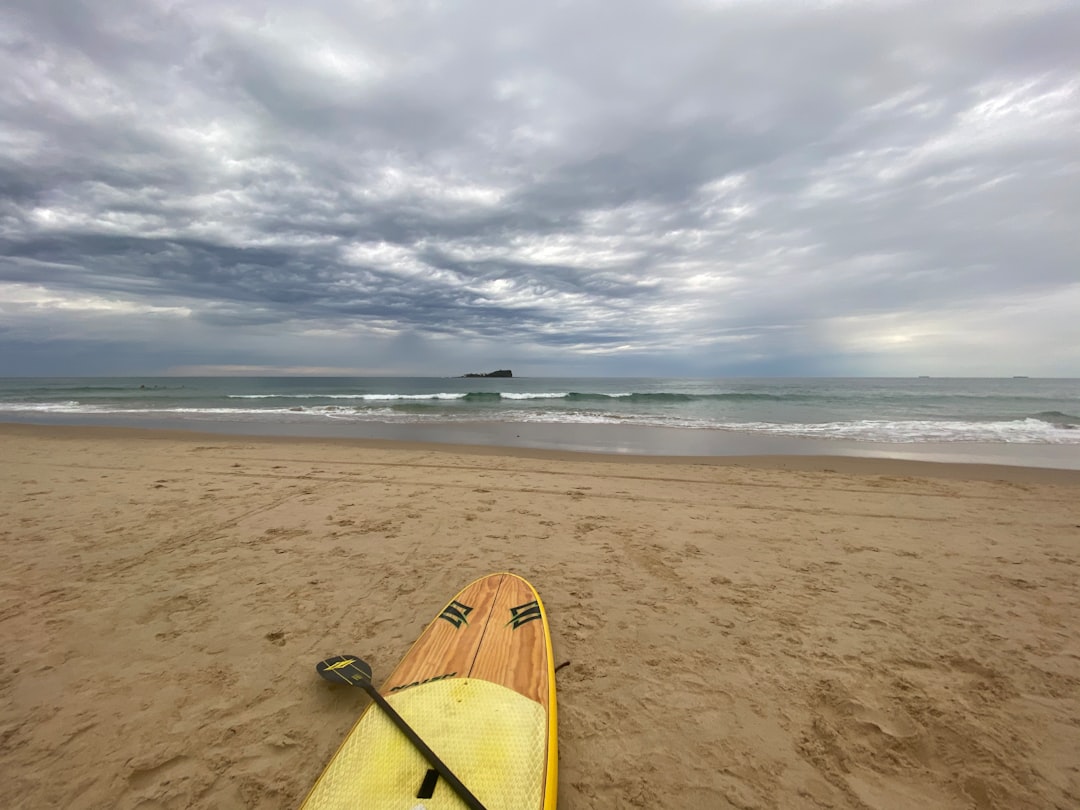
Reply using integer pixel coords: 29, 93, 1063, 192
2, 377, 1079, 466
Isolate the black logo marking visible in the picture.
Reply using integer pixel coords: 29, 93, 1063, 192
507, 600, 542, 630
439, 600, 473, 628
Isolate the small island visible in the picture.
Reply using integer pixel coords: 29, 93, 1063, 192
461, 369, 513, 378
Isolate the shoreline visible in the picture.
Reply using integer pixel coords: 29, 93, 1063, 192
4, 416, 1080, 476
3, 420, 1080, 486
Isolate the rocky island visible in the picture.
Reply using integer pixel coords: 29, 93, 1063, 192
461, 369, 513, 378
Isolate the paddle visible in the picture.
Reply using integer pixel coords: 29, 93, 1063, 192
315, 655, 489, 810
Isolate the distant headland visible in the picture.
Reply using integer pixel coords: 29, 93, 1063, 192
461, 369, 513, 378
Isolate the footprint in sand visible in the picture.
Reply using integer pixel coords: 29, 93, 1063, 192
853, 705, 920, 738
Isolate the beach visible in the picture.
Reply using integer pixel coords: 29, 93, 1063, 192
2, 422, 1079, 809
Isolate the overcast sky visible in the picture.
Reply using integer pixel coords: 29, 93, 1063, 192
2, 0, 1078, 377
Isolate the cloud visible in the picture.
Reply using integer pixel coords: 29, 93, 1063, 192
1, 0, 1077, 376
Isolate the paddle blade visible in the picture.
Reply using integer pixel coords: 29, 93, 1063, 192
316, 655, 373, 687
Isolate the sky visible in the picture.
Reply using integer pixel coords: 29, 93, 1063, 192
1, 0, 1078, 378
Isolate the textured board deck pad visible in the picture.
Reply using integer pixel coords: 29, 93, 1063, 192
300, 573, 557, 810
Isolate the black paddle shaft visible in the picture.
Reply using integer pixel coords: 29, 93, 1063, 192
316, 656, 488, 810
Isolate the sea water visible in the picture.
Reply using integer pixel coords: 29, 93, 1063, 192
1, 377, 1078, 463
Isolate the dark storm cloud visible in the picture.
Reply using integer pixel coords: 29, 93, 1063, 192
1, 0, 1078, 375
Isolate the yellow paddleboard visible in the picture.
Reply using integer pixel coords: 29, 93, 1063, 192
300, 572, 557, 810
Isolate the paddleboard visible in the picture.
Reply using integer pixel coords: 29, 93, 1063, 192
300, 572, 557, 810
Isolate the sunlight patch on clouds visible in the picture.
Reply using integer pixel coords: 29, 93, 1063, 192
9, 42, 127, 122
31, 206, 173, 238
306, 44, 384, 85
796, 74, 1079, 206
341, 241, 415, 268
0, 283, 191, 317
798, 146, 910, 202
437, 230, 645, 271
681, 272, 740, 292
340, 241, 467, 287
215, 6, 387, 89
359, 165, 505, 207
171, 119, 244, 153
298, 321, 402, 339
879, 76, 1078, 182
508, 232, 643, 269
693, 174, 758, 227
942, 76, 1076, 150
698, 173, 748, 197
560, 342, 636, 355
853, 85, 943, 124
965, 77, 1078, 131
822, 282, 1080, 375
581, 200, 679, 237
469, 278, 530, 305
0, 127, 45, 161
821, 311, 942, 355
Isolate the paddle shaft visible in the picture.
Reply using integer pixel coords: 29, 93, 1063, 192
357, 680, 489, 810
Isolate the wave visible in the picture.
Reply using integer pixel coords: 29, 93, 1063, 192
568, 392, 691, 402
228, 393, 471, 401
726, 418, 1078, 443
225, 391, 696, 402
227, 391, 579, 402
199, 389, 1080, 411
223, 390, 799, 403
0, 400, 86, 412
518, 391, 801, 403
3, 399, 1078, 444
495, 392, 570, 400
1032, 410, 1080, 427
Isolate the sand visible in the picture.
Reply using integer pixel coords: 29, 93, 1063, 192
1, 423, 1078, 809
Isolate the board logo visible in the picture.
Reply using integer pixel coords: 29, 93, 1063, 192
439, 600, 473, 628
507, 600, 542, 630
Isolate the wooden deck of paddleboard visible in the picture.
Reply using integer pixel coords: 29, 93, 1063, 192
300, 572, 557, 810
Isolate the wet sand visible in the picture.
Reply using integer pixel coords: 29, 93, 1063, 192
7, 411, 1080, 470
1, 423, 1078, 808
